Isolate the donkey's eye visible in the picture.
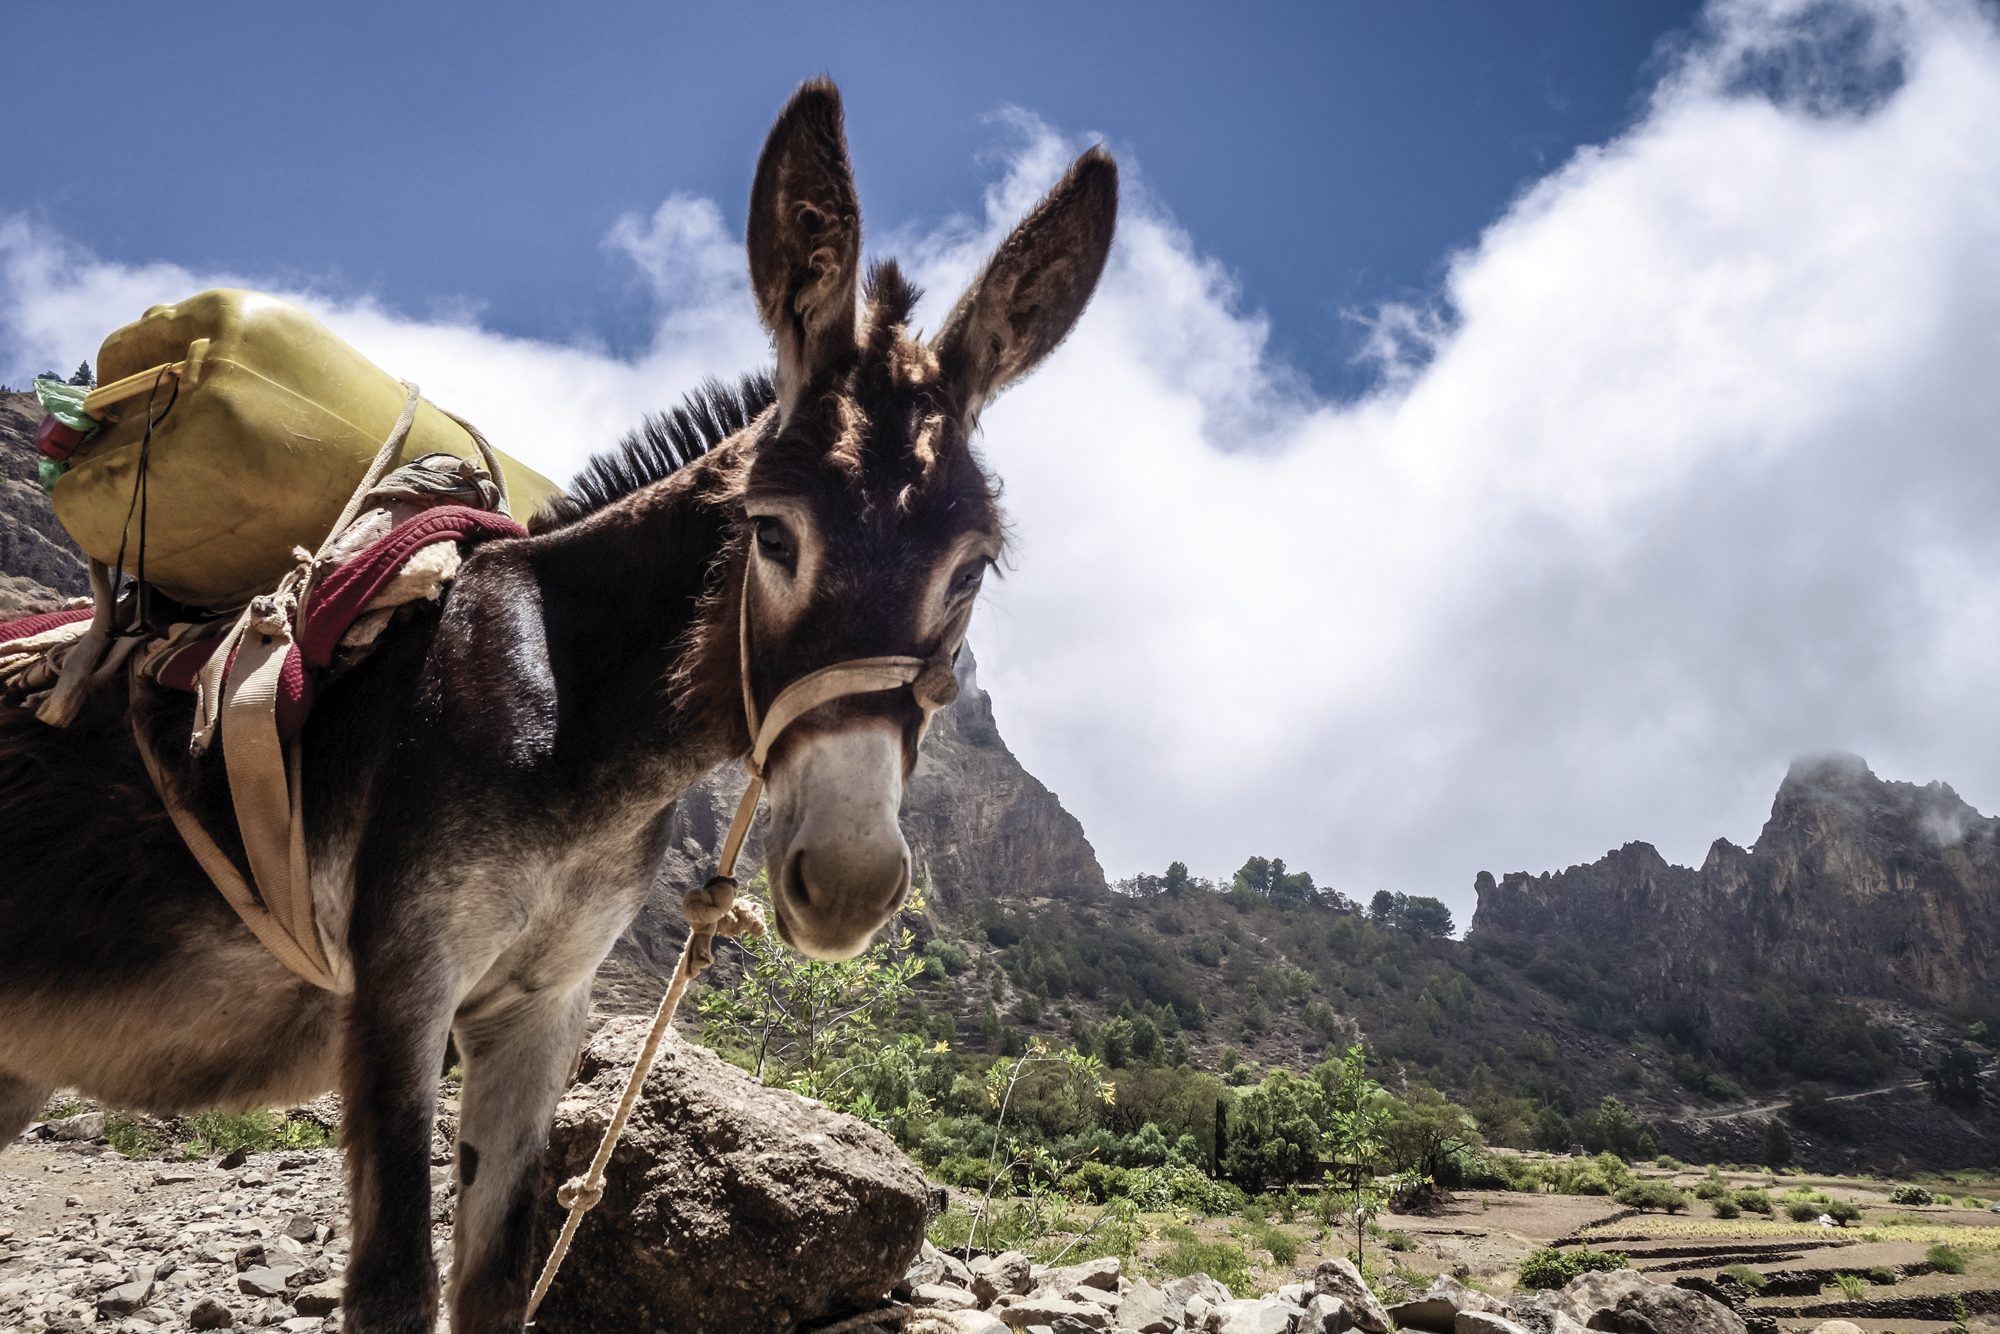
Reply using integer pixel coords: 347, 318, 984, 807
949, 560, 988, 600
754, 517, 796, 566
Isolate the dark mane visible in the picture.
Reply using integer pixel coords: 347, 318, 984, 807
529, 372, 776, 533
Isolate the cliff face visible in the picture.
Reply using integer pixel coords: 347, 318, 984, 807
596, 644, 1107, 1010
0, 390, 90, 606
1471, 753, 2000, 1016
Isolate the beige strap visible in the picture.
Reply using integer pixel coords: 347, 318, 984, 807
130, 694, 340, 991
220, 616, 334, 980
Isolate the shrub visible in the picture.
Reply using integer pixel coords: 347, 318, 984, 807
1734, 1189, 1774, 1215
1617, 1181, 1689, 1214
1693, 1179, 1729, 1200
935, 1155, 990, 1188
1517, 1248, 1631, 1290
1866, 1267, 1896, 1286
1383, 1231, 1414, 1252
178, 1109, 328, 1159
1889, 1184, 1936, 1205
1251, 1222, 1302, 1265
104, 1114, 163, 1160
1927, 1244, 1967, 1275
1720, 1264, 1767, 1290
1156, 1227, 1252, 1294
1711, 1199, 1742, 1219
1831, 1273, 1866, 1299
1786, 1202, 1821, 1222
1655, 1155, 1685, 1170
1826, 1201, 1861, 1226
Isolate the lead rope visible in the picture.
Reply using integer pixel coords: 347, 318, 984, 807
526, 557, 967, 1324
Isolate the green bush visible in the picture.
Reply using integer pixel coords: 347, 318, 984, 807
1383, 1231, 1414, 1252
1826, 1201, 1861, 1226
1711, 1199, 1742, 1219
935, 1155, 991, 1188
1889, 1184, 1936, 1205
1250, 1222, 1302, 1266
1830, 1273, 1865, 1299
1720, 1264, 1767, 1290
178, 1109, 328, 1159
1693, 1179, 1729, 1200
1156, 1227, 1252, 1294
1787, 1202, 1822, 1222
1927, 1244, 1967, 1275
1517, 1247, 1632, 1290
104, 1114, 163, 1160
1616, 1181, 1689, 1213
1866, 1266, 1896, 1286
1061, 1161, 1133, 1203
1734, 1188, 1774, 1215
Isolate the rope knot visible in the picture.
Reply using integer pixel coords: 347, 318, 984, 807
247, 593, 292, 640
682, 876, 737, 928
913, 660, 959, 711
555, 1176, 604, 1212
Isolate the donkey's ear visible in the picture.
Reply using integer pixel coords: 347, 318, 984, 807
748, 78, 863, 421
933, 145, 1118, 423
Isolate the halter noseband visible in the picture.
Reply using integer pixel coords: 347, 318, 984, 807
708, 546, 968, 888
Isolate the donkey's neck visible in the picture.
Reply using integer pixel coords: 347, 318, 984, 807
518, 448, 749, 785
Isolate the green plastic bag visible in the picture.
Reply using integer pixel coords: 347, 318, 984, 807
32, 377, 99, 436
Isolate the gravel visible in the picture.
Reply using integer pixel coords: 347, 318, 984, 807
2, 1106, 458, 1333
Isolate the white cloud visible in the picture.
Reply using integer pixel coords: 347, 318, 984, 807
6, 0, 2000, 928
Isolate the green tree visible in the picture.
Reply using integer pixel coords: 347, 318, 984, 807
698, 873, 932, 1126
1380, 1085, 1484, 1186
1164, 861, 1193, 896
1761, 1116, 1793, 1167
66, 361, 95, 388
1222, 1068, 1325, 1190
1924, 1044, 1985, 1108
1321, 1045, 1388, 1266
1366, 890, 1454, 938
1575, 1095, 1657, 1159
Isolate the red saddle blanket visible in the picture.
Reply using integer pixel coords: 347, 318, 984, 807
0, 505, 526, 740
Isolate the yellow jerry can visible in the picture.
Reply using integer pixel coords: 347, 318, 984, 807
53, 289, 563, 608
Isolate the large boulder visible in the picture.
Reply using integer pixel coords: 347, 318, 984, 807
1599, 1286, 1745, 1334
1312, 1258, 1393, 1334
1119, 1277, 1180, 1334
531, 1019, 931, 1333
1215, 1298, 1304, 1333
1556, 1272, 1654, 1328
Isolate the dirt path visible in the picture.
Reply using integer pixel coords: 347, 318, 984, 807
1677, 1059, 1997, 1125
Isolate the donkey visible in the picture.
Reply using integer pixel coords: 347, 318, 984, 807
0, 79, 1115, 1333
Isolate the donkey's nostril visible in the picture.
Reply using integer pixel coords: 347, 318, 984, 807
786, 848, 817, 909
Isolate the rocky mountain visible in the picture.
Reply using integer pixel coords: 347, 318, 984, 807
0, 389, 91, 607
1472, 753, 2000, 1038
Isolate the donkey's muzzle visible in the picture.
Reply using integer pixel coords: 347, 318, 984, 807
764, 722, 912, 960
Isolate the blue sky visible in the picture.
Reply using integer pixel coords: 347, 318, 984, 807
7, 1, 2000, 925
5, 1, 1699, 397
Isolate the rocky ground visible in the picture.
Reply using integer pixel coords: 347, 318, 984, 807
8, 1106, 1999, 1334
1, 1098, 456, 1333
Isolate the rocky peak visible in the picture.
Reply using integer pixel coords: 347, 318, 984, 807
1470, 753, 2000, 1013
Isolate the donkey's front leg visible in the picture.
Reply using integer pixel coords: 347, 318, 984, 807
340, 961, 458, 1334
446, 979, 593, 1333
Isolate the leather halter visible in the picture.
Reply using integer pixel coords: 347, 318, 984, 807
708, 541, 969, 887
